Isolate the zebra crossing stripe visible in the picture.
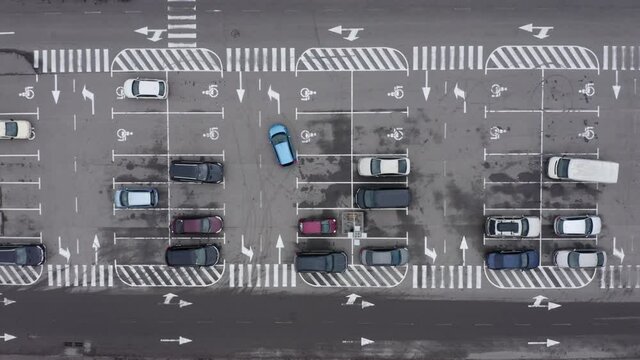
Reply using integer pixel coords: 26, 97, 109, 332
486, 45, 599, 72
32, 48, 110, 73
411, 45, 484, 71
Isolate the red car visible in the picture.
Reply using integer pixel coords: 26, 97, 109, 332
171, 216, 223, 235
298, 218, 337, 235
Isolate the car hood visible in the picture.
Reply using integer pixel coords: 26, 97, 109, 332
524, 217, 541, 237
590, 217, 602, 235
554, 250, 571, 267
357, 158, 373, 176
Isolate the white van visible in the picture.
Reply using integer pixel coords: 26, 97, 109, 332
547, 157, 619, 183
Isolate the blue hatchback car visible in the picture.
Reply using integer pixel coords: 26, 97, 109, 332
268, 123, 296, 166
486, 249, 539, 270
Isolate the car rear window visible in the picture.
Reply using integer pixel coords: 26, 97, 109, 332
5, 122, 17, 137
398, 160, 407, 173
370, 159, 381, 175
132, 81, 140, 96
557, 158, 570, 178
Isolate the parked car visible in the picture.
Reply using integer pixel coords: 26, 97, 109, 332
123, 78, 167, 99
171, 216, 223, 235
0, 119, 32, 140
165, 244, 219, 267
170, 161, 223, 183
268, 124, 296, 166
553, 249, 606, 268
360, 247, 409, 266
357, 157, 410, 177
485, 250, 539, 270
114, 187, 159, 208
298, 218, 337, 235
547, 157, 619, 184
0, 244, 46, 266
484, 216, 541, 238
354, 187, 411, 209
294, 251, 348, 273
554, 215, 601, 236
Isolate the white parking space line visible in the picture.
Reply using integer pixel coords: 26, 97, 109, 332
112, 150, 225, 160
483, 236, 597, 242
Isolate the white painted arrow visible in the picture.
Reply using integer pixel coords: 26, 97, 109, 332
529, 295, 547, 308
178, 300, 192, 308
58, 236, 70, 263
2, 298, 15, 306
613, 237, 625, 263
547, 302, 562, 311
454, 82, 467, 113
519, 23, 553, 39
345, 293, 360, 305
267, 85, 281, 114
361, 301, 375, 309
241, 235, 254, 261
236, 72, 245, 102
51, 74, 60, 104
528, 339, 559, 347
424, 236, 437, 263
160, 336, 191, 345
421, 70, 431, 102
613, 70, 621, 99
360, 337, 374, 347
459, 236, 468, 266
135, 26, 166, 42
0, 333, 16, 342
92, 234, 100, 263
276, 235, 284, 265
81, 85, 95, 115
328, 25, 363, 41
162, 293, 177, 305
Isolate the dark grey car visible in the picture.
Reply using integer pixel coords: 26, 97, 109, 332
294, 251, 348, 273
170, 161, 223, 183
360, 247, 409, 266
354, 187, 411, 209
0, 244, 46, 266
165, 244, 219, 267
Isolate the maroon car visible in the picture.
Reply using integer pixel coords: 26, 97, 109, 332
171, 216, 223, 235
298, 218, 337, 235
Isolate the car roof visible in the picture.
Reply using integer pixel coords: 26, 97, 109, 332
137, 79, 161, 95
275, 142, 294, 165
127, 190, 152, 205
367, 188, 410, 207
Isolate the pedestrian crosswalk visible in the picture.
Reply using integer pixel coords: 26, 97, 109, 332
228, 263, 297, 288
116, 264, 224, 287
225, 47, 297, 72
299, 264, 407, 287
46, 264, 114, 287
167, 0, 197, 48
485, 266, 596, 289
411, 45, 484, 71
0, 265, 42, 286
33, 49, 110, 73
296, 47, 408, 72
486, 45, 599, 71
411, 265, 483, 289
111, 48, 222, 72
601, 45, 640, 70
600, 265, 640, 289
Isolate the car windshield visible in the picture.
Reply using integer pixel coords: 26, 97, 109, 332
364, 191, 376, 206
5, 122, 17, 137
158, 82, 165, 95
568, 252, 581, 267
132, 81, 140, 96
390, 250, 401, 265
370, 159, 381, 175
14, 248, 27, 265
557, 158, 570, 178
520, 253, 528, 267
585, 218, 593, 235
193, 248, 206, 266
397, 160, 407, 173
521, 219, 529, 235
324, 255, 333, 271
201, 219, 211, 232
120, 192, 129, 206
197, 164, 208, 181
321, 221, 330, 233
597, 253, 605, 266
271, 133, 287, 144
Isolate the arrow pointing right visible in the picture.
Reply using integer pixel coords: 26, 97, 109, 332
241, 235, 254, 261
360, 337, 374, 347
2, 298, 15, 306
424, 236, 437, 262
0, 333, 16, 342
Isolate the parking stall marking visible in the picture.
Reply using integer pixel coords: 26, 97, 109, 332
299, 264, 407, 288
44, 264, 114, 288
33, 49, 109, 73
485, 45, 599, 72
225, 47, 296, 72
115, 264, 225, 287
412, 265, 482, 289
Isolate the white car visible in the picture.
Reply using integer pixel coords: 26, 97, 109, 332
553, 249, 606, 268
0, 119, 32, 139
357, 157, 410, 177
123, 78, 167, 99
554, 215, 601, 236
484, 216, 541, 238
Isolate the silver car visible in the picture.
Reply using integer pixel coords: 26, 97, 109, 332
484, 216, 541, 238
123, 78, 167, 99
553, 249, 606, 268
357, 157, 410, 177
553, 215, 601, 236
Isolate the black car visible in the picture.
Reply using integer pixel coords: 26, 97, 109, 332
165, 244, 219, 267
0, 244, 46, 266
294, 251, 348, 273
485, 250, 539, 270
354, 187, 411, 209
170, 161, 223, 183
